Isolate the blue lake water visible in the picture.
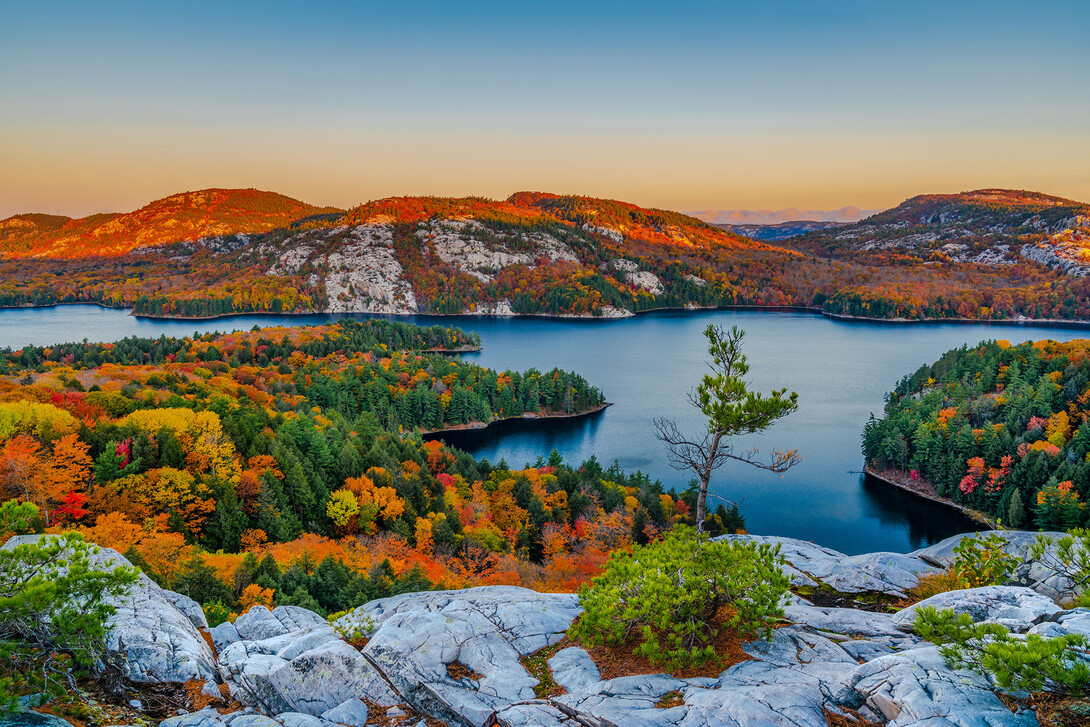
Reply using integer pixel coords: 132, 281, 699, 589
4, 304, 1089, 554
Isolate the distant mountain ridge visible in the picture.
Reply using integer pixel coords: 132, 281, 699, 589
692, 205, 880, 225
717, 220, 847, 242
3, 186, 1090, 324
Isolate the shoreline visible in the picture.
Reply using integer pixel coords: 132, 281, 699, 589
863, 466, 997, 528
7, 301, 1090, 330
423, 345, 482, 354
419, 402, 612, 437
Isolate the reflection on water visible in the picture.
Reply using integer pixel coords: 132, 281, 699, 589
2, 304, 1085, 554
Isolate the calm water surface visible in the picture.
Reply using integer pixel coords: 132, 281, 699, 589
4, 305, 1088, 554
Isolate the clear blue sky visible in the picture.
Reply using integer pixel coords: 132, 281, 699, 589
2, 0, 1087, 217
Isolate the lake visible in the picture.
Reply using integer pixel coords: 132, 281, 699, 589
4, 304, 1088, 555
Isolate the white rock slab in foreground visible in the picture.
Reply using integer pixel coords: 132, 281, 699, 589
1, 535, 219, 689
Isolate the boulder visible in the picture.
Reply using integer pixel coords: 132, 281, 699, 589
272, 714, 338, 727
233, 606, 325, 642
162, 590, 210, 631
1, 535, 219, 689
891, 585, 1063, 632
1028, 607, 1090, 638
713, 534, 938, 596
910, 530, 1050, 567
910, 530, 1076, 601
784, 605, 923, 650
210, 621, 242, 652
319, 699, 369, 727
160, 710, 341, 727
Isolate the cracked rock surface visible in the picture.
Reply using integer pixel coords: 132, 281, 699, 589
333, 586, 579, 725
8, 531, 1080, 727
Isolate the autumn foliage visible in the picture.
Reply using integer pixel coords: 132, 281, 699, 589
0, 320, 695, 617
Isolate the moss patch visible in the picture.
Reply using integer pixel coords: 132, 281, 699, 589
519, 640, 568, 699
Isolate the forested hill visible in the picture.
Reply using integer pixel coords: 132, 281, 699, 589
6, 187, 1090, 323
863, 338, 1090, 531
791, 189, 1090, 274
0, 188, 340, 258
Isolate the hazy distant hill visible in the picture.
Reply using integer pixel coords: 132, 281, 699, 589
691, 205, 878, 225
792, 189, 1090, 274
717, 220, 846, 242
0, 188, 340, 258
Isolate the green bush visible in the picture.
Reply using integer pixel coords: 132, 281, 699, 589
914, 606, 1090, 696
569, 527, 789, 670
0, 531, 138, 713
1031, 528, 1090, 606
950, 532, 1017, 588
203, 600, 233, 627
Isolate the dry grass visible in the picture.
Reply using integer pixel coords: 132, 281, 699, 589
446, 661, 484, 681
361, 699, 445, 727
199, 628, 218, 659
823, 706, 883, 726
899, 569, 967, 606
183, 679, 219, 711
1003, 693, 1090, 727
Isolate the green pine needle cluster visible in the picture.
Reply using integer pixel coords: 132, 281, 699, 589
0, 510, 138, 714
914, 606, 1090, 697
570, 527, 790, 671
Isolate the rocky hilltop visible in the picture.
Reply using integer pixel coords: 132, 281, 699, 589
0, 189, 339, 258
793, 189, 1090, 275
3, 530, 1084, 727
5, 187, 1090, 323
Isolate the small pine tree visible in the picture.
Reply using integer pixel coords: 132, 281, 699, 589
653, 325, 799, 531
570, 526, 789, 670
0, 531, 138, 714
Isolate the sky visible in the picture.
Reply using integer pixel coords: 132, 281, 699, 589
2, 0, 1088, 219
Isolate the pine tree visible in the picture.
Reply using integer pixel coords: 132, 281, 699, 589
653, 325, 799, 531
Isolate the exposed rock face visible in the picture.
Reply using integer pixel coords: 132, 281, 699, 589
713, 534, 941, 596
890, 586, 1063, 632
323, 226, 418, 314
10, 530, 1081, 727
160, 709, 343, 727
333, 586, 579, 726
582, 223, 624, 244
263, 225, 419, 314
422, 220, 579, 283
319, 698, 369, 727
215, 611, 398, 715
0, 535, 219, 690
547, 647, 600, 693
852, 647, 1038, 726
911, 530, 1076, 602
